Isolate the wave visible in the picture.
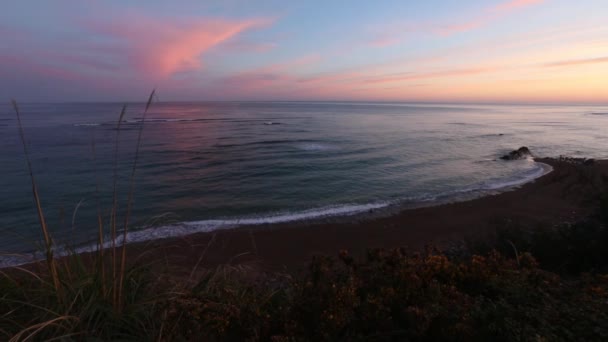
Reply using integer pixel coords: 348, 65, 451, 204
74, 123, 101, 127
448, 122, 486, 127
396, 161, 552, 205
214, 140, 339, 151
215, 139, 322, 148
124, 117, 293, 124
114, 202, 391, 245
590, 112, 608, 116
125, 118, 205, 123
296, 143, 337, 151
0, 162, 552, 269
476, 133, 507, 138
482, 162, 551, 190
0, 202, 391, 268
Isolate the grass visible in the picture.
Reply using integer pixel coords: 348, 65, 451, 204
3, 92, 170, 340
118, 90, 155, 310
2, 95, 608, 340
11, 100, 60, 294
3, 238, 608, 340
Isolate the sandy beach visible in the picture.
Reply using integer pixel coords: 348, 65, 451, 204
118, 157, 606, 274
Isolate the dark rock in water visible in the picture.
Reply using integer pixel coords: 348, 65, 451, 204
500, 146, 532, 160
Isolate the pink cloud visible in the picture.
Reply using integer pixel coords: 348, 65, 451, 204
368, 36, 402, 48
213, 54, 321, 91
436, 0, 545, 36
217, 39, 277, 53
434, 20, 485, 36
374, 0, 546, 40
493, 0, 545, 13
0, 13, 274, 100
297, 70, 363, 84
0, 56, 84, 81
289, 58, 468, 88
221, 72, 289, 89
85, 16, 272, 77
265, 54, 322, 71
544, 56, 608, 67
364, 67, 498, 84
31, 51, 121, 72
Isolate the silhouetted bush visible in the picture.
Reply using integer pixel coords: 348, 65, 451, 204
162, 248, 608, 341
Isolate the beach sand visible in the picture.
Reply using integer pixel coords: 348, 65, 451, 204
118, 157, 606, 275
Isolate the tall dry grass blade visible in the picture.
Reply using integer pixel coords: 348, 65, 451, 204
111, 104, 127, 306
3, 298, 64, 317
71, 198, 85, 234
118, 89, 156, 309
90, 132, 106, 295
45, 333, 85, 342
0, 269, 18, 285
189, 233, 217, 281
10, 99, 61, 295
9, 316, 78, 342
249, 229, 258, 255
5, 267, 43, 282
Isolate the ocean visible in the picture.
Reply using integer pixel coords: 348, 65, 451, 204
1, 102, 607, 264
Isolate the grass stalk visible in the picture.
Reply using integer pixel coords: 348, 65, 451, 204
118, 89, 156, 309
3, 94, 164, 339
9, 316, 78, 342
110, 104, 127, 307
90, 132, 107, 295
10, 100, 62, 296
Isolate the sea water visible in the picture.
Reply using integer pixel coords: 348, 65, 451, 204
1, 102, 607, 265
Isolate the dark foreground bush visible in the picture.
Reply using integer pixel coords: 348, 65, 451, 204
163, 248, 608, 342
2, 245, 608, 341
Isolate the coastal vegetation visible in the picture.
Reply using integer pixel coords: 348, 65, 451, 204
2, 211, 608, 341
2, 97, 608, 341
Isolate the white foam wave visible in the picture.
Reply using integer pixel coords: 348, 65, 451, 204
482, 162, 551, 190
297, 143, 336, 151
117, 202, 390, 245
0, 203, 390, 268
409, 161, 552, 203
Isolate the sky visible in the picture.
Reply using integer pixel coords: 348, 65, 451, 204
1, 0, 607, 104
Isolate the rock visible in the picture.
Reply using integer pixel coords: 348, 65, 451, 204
500, 146, 532, 160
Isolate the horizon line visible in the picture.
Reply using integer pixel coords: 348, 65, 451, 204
4, 99, 608, 107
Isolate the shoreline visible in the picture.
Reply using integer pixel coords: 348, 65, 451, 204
3, 157, 603, 272
116, 157, 606, 273
1, 158, 551, 268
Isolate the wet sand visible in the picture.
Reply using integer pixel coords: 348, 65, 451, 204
122, 157, 606, 274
